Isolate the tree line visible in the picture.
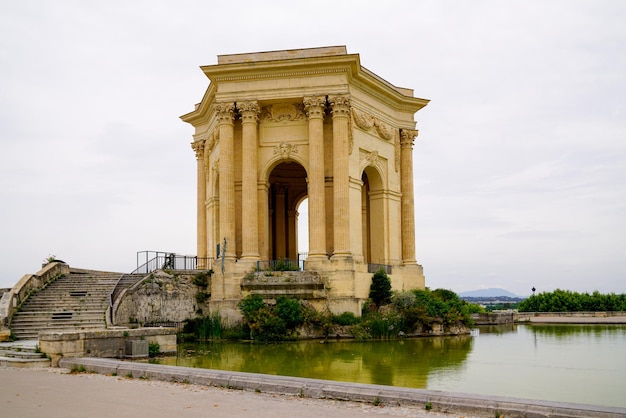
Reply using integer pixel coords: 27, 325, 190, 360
518, 289, 626, 312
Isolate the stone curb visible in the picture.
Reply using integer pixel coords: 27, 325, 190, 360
59, 357, 626, 418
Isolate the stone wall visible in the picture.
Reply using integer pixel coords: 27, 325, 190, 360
39, 328, 177, 367
113, 271, 210, 326
0, 262, 70, 341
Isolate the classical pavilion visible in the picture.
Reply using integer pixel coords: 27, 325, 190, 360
181, 46, 429, 315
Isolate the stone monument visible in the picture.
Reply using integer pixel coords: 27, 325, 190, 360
181, 46, 429, 316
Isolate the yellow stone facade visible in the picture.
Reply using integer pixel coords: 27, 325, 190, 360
181, 46, 429, 315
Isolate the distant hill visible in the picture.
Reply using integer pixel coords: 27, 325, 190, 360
458, 288, 518, 298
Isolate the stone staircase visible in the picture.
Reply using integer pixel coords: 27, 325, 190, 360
0, 340, 50, 368
10, 269, 122, 340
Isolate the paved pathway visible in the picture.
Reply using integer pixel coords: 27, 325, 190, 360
0, 366, 457, 418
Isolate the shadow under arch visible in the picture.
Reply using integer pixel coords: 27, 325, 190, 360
361, 165, 386, 264
266, 159, 308, 261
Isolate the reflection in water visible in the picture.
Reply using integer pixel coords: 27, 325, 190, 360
157, 336, 473, 389
149, 325, 626, 408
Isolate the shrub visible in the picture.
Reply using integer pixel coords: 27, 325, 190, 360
238, 294, 265, 322
275, 296, 303, 329
369, 268, 392, 307
193, 271, 211, 288
148, 342, 160, 358
332, 311, 360, 326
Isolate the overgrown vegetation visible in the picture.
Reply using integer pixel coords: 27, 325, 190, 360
238, 295, 305, 341
518, 289, 626, 312
181, 313, 224, 341
179, 270, 480, 343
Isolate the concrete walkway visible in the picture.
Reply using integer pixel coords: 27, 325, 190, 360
23, 357, 622, 418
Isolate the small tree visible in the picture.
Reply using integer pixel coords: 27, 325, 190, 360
369, 268, 392, 307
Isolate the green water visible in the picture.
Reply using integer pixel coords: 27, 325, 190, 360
151, 324, 626, 408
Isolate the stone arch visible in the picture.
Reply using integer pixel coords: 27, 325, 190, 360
361, 165, 387, 265
266, 159, 308, 261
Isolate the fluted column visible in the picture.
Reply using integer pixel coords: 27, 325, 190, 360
304, 96, 327, 259
239, 101, 260, 259
329, 94, 351, 257
192, 139, 207, 266
400, 129, 418, 263
216, 102, 236, 259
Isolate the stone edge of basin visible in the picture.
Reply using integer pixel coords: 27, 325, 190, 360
59, 357, 625, 418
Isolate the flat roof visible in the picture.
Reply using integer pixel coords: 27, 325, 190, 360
217, 46, 348, 65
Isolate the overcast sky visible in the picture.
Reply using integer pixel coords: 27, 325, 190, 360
1, 1, 624, 296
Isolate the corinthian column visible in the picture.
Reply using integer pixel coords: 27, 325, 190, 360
239, 101, 260, 259
400, 129, 418, 263
304, 96, 327, 259
216, 102, 236, 259
329, 94, 351, 258
192, 139, 207, 266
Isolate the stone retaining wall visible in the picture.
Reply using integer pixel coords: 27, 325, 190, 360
39, 328, 176, 367
0, 262, 70, 341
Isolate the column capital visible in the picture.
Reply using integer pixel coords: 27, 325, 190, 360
328, 94, 351, 117
237, 100, 260, 123
215, 102, 235, 125
303, 95, 326, 119
191, 139, 205, 160
400, 129, 419, 148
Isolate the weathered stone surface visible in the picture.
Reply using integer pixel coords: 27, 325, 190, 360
114, 271, 209, 326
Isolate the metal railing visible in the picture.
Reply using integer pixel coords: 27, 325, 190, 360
133, 251, 214, 274
368, 263, 393, 274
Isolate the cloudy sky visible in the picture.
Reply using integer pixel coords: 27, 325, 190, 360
1, 1, 624, 296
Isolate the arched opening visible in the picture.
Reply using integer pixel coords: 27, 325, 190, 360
268, 161, 307, 261
297, 198, 309, 260
361, 167, 385, 264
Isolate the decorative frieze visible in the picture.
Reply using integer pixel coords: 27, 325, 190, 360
360, 149, 386, 174
261, 103, 305, 123
273, 141, 298, 158
352, 109, 395, 141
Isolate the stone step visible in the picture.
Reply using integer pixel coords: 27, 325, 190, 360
12, 316, 106, 324
10, 270, 122, 340
0, 341, 51, 368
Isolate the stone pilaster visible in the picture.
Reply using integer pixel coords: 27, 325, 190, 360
239, 101, 260, 259
329, 94, 352, 258
400, 129, 418, 263
216, 102, 236, 259
192, 139, 207, 266
304, 96, 327, 259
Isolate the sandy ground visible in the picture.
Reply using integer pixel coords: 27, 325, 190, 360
0, 366, 479, 418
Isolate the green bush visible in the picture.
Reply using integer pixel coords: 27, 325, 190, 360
332, 311, 360, 326
148, 342, 160, 358
238, 294, 265, 322
369, 268, 392, 307
275, 296, 303, 329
